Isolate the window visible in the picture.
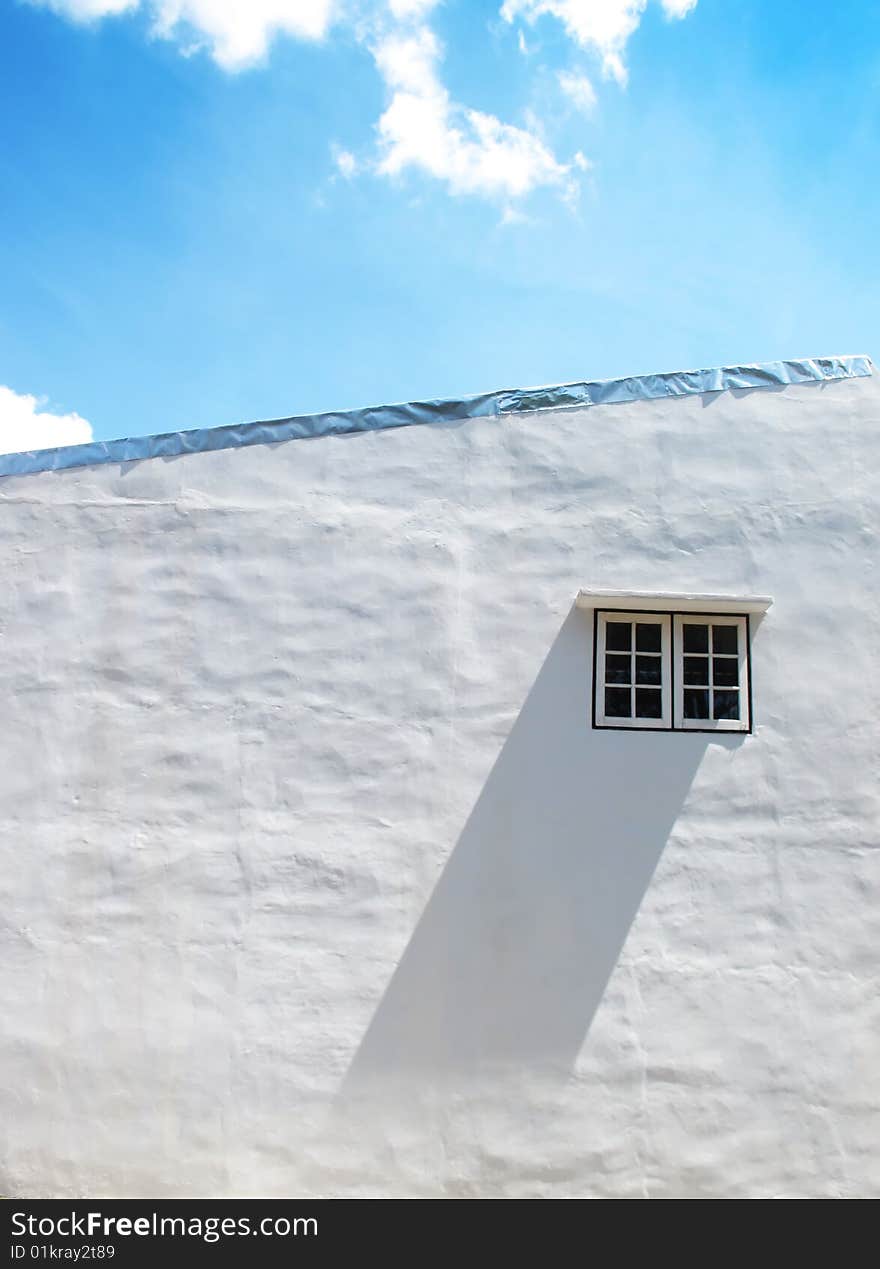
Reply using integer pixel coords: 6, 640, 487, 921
673, 615, 750, 732
592, 609, 752, 733
594, 612, 672, 730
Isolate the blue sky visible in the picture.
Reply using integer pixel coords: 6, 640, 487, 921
1, 0, 878, 451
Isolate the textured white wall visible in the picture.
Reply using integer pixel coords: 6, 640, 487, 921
1, 373, 878, 1197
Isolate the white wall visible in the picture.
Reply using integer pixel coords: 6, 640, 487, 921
1, 372, 878, 1196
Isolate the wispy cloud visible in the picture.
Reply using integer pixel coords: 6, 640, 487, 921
0, 385, 93, 456
502, 0, 697, 85
662, 0, 697, 16
332, 145, 358, 178
558, 69, 597, 113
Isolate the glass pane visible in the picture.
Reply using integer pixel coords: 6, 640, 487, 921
683, 688, 709, 719
683, 656, 708, 685
713, 690, 740, 720
605, 653, 631, 685
712, 657, 739, 688
636, 622, 662, 652
605, 621, 631, 652
605, 687, 631, 718
712, 624, 738, 655
635, 655, 661, 685
683, 623, 709, 653
635, 688, 662, 719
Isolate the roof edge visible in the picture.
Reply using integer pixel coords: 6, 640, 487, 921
0, 354, 873, 481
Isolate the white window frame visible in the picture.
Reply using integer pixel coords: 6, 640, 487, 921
673, 614, 751, 733
594, 611, 672, 730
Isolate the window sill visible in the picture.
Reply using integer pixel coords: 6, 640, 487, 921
577, 589, 773, 615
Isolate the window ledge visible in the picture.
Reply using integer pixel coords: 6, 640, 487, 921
576, 589, 773, 615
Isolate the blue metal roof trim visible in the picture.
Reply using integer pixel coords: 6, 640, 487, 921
0, 355, 872, 480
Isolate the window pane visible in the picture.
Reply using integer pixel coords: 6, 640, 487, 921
605, 687, 631, 717
636, 622, 662, 652
605, 653, 631, 685
683, 688, 709, 719
635, 688, 662, 719
635, 655, 661, 685
605, 622, 632, 652
713, 690, 740, 720
683, 623, 709, 653
712, 624, 738, 655
683, 656, 708, 685
712, 657, 739, 688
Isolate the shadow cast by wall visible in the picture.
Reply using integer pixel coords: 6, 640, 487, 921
342, 606, 735, 1094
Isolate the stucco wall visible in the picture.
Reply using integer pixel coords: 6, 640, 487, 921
1, 371, 878, 1197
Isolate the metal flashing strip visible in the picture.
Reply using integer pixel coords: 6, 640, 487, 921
0, 355, 872, 480
577, 590, 773, 615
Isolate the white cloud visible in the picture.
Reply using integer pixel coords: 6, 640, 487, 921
373, 25, 571, 200
31, 1, 337, 68
558, 69, 597, 113
32, 0, 697, 203
36, 0, 572, 201
373, 23, 437, 94
501, 0, 642, 84
0, 386, 93, 456
35, 0, 137, 18
502, 0, 697, 85
387, 0, 439, 17
149, 1, 336, 70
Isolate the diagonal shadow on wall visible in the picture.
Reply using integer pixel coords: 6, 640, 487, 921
342, 606, 736, 1092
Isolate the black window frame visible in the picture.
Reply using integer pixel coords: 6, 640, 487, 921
591, 608, 753, 734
